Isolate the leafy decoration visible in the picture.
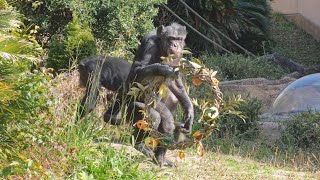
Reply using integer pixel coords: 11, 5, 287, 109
128, 51, 244, 153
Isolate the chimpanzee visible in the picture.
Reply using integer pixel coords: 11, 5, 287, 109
78, 55, 131, 122
124, 22, 194, 167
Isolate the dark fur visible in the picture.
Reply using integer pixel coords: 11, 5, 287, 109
125, 23, 194, 167
78, 55, 131, 120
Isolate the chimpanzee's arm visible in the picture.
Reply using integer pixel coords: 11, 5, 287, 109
131, 35, 179, 82
167, 77, 194, 133
132, 63, 178, 82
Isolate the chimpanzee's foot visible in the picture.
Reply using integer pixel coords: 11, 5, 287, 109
134, 143, 154, 157
163, 159, 176, 167
154, 158, 176, 167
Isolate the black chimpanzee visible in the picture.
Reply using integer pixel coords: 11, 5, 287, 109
124, 22, 194, 167
78, 55, 131, 122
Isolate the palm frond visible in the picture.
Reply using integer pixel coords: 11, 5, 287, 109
0, 10, 20, 30
0, 52, 40, 62
235, 0, 271, 34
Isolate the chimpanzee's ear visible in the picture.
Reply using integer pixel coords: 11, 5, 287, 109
182, 25, 187, 37
157, 25, 165, 37
183, 25, 186, 31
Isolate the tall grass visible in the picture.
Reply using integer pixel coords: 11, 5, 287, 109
46, 71, 150, 178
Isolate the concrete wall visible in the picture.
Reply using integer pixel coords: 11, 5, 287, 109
271, 0, 298, 14
270, 0, 320, 40
298, 1, 320, 27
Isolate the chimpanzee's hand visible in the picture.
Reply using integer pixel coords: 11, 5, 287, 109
137, 63, 179, 82
182, 112, 194, 134
153, 63, 179, 79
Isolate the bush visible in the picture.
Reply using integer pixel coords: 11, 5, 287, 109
91, 0, 166, 56
46, 13, 97, 71
280, 112, 320, 150
215, 98, 262, 139
11, 0, 166, 58
203, 54, 289, 80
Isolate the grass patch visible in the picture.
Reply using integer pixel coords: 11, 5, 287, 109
167, 148, 319, 179
206, 135, 320, 172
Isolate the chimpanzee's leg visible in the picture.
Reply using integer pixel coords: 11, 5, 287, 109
154, 101, 176, 167
127, 102, 161, 157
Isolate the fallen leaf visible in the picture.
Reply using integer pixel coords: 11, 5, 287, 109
196, 142, 204, 157
179, 151, 185, 159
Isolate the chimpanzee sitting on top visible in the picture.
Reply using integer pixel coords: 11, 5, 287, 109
119, 22, 194, 167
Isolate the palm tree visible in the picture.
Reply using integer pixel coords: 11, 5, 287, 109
0, 0, 43, 146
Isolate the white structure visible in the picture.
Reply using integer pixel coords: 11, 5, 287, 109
272, 73, 320, 115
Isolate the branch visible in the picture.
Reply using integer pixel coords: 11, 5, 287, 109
263, 52, 320, 75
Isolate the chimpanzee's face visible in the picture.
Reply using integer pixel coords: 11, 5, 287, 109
157, 23, 187, 56
164, 35, 186, 56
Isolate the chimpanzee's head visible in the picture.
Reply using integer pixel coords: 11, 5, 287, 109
157, 23, 187, 56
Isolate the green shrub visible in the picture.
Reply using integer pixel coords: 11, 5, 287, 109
11, 0, 166, 58
280, 112, 320, 150
215, 98, 262, 139
46, 13, 97, 71
46, 35, 69, 71
91, 0, 166, 56
203, 54, 289, 80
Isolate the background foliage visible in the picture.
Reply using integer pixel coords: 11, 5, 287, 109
2, 0, 319, 178
46, 13, 97, 71
10, 0, 166, 72
156, 0, 272, 55
280, 112, 320, 151
203, 54, 288, 80
0, 3, 53, 176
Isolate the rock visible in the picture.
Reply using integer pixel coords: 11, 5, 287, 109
220, 77, 296, 113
